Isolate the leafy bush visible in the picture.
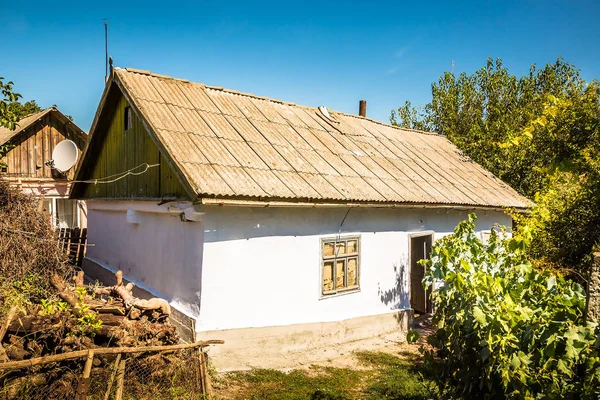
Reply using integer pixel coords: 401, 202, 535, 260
422, 214, 600, 399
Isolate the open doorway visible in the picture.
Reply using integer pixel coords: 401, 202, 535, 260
410, 232, 433, 314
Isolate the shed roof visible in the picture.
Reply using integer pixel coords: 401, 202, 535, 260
0, 107, 87, 146
81, 67, 531, 209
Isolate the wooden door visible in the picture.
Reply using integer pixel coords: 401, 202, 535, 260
410, 234, 433, 314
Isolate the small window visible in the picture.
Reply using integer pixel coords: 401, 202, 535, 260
321, 236, 360, 296
124, 106, 133, 130
481, 231, 491, 245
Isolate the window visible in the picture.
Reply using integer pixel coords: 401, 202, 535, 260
480, 231, 491, 245
124, 106, 133, 130
321, 236, 360, 296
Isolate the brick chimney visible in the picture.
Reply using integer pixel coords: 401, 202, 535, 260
359, 100, 367, 117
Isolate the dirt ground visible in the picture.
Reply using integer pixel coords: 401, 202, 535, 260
208, 315, 434, 373
293, 314, 433, 371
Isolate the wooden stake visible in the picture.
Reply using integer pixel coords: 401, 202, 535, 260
115, 358, 126, 400
104, 353, 122, 400
76, 349, 95, 400
200, 350, 213, 396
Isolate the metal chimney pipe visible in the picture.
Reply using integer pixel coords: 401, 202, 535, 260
359, 100, 367, 117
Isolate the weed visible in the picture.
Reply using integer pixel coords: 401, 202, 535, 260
39, 298, 69, 316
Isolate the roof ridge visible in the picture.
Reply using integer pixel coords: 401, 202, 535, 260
119, 66, 441, 136
336, 111, 442, 136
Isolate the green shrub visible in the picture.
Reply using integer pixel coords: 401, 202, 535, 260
422, 214, 600, 399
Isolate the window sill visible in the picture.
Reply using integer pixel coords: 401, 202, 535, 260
319, 288, 361, 300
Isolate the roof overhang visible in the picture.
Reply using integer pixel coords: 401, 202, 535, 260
198, 197, 529, 214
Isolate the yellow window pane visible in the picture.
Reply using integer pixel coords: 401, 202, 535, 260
335, 242, 346, 256
323, 242, 335, 257
323, 262, 334, 292
347, 257, 358, 286
336, 260, 346, 289
347, 240, 358, 253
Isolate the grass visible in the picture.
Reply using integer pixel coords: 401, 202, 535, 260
356, 351, 437, 400
216, 350, 437, 400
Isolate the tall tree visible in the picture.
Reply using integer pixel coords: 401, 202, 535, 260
391, 58, 600, 273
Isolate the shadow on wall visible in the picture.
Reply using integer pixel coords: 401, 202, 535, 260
378, 262, 409, 311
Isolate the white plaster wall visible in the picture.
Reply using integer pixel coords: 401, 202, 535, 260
85, 201, 204, 316
84, 201, 511, 331
197, 206, 511, 331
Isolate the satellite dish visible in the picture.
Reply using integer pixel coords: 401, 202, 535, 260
51, 140, 78, 172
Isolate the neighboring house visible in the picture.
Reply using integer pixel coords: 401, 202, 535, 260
0, 107, 88, 228
71, 67, 529, 365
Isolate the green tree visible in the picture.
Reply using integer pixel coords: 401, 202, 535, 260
0, 77, 23, 166
392, 58, 600, 273
0, 77, 22, 130
7, 99, 42, 120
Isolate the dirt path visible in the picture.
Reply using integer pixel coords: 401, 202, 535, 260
213, 314, 434, 372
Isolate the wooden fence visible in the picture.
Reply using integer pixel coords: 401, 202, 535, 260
0, 340, 223, 400
57, 228, 87, 267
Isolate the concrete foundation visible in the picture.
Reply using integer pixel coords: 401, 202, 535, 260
198, 309, 413, 371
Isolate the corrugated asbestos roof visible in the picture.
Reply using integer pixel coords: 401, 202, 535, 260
112, 67, 530, 209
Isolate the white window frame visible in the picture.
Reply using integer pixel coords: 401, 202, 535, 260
319, 235, 361, 298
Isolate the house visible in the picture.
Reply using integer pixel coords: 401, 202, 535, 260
71, 67, 529, 366
0, 107, 88, 229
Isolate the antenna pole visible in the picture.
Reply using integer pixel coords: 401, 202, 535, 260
103, 19, 109, 81
451, 59, 455, 75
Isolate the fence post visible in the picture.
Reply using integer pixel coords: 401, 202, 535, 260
76, 349, 94, 400
585, 252, 600, 323
104, 353, 121, 400
115, 357, 126, 400
199, 349, 213, 397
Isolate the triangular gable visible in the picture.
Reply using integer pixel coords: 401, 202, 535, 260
0, 107, 87, 146
70, 75, 195, 200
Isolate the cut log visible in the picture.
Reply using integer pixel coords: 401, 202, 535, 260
0, 306, 17, 362
74, 270, 85, 288
113, 285, 171, 315
50, 274, 79, 309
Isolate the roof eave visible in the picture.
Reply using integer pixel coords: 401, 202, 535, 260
197, 196, 529, 213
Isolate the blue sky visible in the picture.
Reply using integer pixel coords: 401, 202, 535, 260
2, 0, 599, 131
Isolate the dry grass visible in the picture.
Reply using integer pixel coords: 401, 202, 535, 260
0, 179, 69, 315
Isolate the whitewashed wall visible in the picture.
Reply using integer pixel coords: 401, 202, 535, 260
85, 201, 204, 317
85, 201, 511, 332
199, 206, 510, 331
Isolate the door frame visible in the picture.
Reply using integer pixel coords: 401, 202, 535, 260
408, 231, 434, 314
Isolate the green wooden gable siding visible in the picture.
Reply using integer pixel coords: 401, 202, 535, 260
80, 94, 185, 200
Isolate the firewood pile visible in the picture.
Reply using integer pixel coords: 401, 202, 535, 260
0, 179, 179, 363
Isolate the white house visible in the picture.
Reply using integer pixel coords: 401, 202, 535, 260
71, 67, 529, 367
